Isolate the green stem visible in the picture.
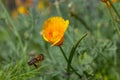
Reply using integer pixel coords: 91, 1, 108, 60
107, 6, 120, 37
70, 11, 93, 34
55, 0, 62, 16
59, 46, 68, 61
67, 33, 88, 79
59, 46, 82, 78
108, 0, 120, 19
106, 1, 119, 78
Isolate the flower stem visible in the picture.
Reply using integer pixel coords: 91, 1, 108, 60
70, 11, 93, 34
59, 46, 82, 79
55, 0, 62, 16
107, 5, 120, 37
67, 33, 88, 79
108, 0, 120, 19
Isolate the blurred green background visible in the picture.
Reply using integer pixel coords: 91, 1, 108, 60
0, 0, 120, 80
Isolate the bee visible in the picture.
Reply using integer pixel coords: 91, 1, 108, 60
28, 54, 44, 68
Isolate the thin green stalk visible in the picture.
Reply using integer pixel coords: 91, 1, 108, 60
107, 6, 120, 36
67, 33, 88, 80
108, 0, 120, 19
106, 3, 119, 78
59, 46, 68, 61
59, 46, 82, 79
70, 12, 93, 34
55, 0, 62, 16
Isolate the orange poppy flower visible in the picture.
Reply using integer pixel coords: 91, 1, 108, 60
42, 16, 69, 46
112, 0, 117, 2
17, 6, 29, 15
101, 0, 117, 7
15, 0, 33, 7
101, 0, 110, 7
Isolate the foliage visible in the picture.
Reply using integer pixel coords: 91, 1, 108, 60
0, 0, 120, 80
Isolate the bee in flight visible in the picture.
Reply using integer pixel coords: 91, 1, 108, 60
28, 54, 44, 68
